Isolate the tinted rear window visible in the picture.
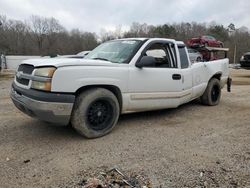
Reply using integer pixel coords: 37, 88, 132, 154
178, 47, 189, 69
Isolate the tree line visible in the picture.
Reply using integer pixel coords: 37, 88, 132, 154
0, 15, 250, 63
122, 22, 250, 63
0, 15, 98, 56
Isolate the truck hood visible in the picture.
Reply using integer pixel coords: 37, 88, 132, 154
21, 58, 118, 68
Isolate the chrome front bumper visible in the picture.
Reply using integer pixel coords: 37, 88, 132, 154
10, 86, 74, 125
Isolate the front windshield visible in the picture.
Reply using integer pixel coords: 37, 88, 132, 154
84, 40, 143, 64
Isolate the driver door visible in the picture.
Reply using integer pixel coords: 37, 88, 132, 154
127, 41, 187, 112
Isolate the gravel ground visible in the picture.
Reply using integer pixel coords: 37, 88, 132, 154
0, 69, 249, 187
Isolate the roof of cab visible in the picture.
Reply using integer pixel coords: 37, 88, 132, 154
113, 38, 177, 42
114, 38, 148, 41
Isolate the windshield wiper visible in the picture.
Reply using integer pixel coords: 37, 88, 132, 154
92, 57, 109, 61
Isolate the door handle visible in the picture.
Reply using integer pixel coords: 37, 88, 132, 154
172, 74, 181, 80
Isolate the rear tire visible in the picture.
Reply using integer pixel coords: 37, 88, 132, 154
201, 78, 221, 106
71, 88, 120, 138
196, 57, 202, 62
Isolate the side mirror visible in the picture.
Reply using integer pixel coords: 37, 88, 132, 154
135, 56, 156, 68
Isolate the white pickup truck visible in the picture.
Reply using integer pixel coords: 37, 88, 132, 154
11, 38, 231, 138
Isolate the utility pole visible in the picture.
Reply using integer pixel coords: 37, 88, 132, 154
233, 44, 237, 65
0, 21, 2, 73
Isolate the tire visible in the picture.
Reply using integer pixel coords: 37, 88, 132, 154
200, 78, 221, 106
71, 88, 120, 138
196, 57, 202, 62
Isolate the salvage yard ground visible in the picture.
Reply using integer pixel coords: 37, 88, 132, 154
0, 69, 249, 187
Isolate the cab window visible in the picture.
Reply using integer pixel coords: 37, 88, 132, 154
178, 46, 190, 69
143, 43, 177, 68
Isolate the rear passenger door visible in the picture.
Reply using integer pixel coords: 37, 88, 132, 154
178, 45, 193, 104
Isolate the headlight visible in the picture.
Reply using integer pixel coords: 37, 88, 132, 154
31, 81, 52, 91
240, 56, 244, 61
34, 67, 56, 77
31, 67, 56, 91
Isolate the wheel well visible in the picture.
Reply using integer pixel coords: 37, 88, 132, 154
211, 73, 222, 81
75, 85, 123, 111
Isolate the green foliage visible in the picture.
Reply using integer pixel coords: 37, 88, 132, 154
208, 25, 229, 42
123, 22, 250, 63
151, 24, 176, 38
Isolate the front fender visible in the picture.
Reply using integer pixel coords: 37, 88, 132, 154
51, 66, 128, 93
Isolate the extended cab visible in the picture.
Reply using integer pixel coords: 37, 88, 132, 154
11, 38, 231, 138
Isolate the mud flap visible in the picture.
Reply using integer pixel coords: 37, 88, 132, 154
227, 77, 232, 92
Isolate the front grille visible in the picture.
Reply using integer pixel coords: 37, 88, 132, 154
16, 77, 29, 85
16, 64, 34, 86
18, 64, 34, 74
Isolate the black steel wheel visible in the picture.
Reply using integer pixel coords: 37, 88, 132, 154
71, 88, 120, 138
201, 78, 221, 106
87, 99, 114, 131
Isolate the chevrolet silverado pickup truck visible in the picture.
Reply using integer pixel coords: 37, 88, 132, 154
11, 38, 231, 138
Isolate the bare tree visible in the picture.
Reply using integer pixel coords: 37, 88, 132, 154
29, 15, 50, 54
0, 15, 99, 56
0, 14, 250, 63
45, 17, 65, 55
99, 28, 116, 42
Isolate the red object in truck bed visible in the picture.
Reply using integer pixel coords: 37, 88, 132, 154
187, 35, 223, 48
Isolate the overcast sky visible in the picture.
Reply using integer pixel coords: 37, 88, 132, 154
0, 0, 249, 33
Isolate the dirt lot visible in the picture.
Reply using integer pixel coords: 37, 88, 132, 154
0, 69, 250, 187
